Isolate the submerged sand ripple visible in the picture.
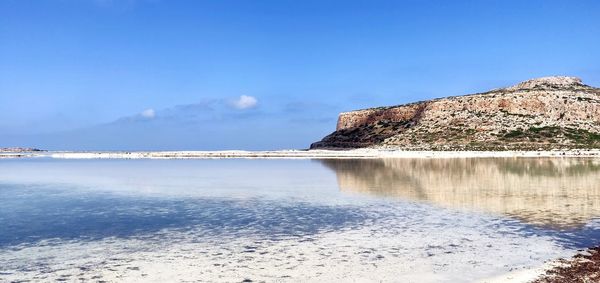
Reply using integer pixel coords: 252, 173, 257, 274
0, 201, 570, 283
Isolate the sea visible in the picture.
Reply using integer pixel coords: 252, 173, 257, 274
2, 157, 600, 282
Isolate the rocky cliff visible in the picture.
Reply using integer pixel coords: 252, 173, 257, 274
311, 76, 600, 150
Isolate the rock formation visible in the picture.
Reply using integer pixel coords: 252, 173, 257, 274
311, 76, 600, 150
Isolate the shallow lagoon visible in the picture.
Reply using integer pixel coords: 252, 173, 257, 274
1, 158, 600, 282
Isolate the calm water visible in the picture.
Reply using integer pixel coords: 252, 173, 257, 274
1, 158, 600, 282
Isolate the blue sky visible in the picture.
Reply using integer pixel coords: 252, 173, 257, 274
1, 0, 599, 150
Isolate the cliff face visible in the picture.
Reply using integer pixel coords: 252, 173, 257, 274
311, 76, 600, 150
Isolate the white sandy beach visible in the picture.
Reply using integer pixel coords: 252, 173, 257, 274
2, 149, 600, 159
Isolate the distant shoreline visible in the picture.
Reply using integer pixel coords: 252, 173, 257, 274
1, 149, 600, 159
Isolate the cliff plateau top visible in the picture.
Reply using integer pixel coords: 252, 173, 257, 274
505, 76, 584, 91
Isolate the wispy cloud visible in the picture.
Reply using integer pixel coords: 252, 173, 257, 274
229, 95, 258, 110
113, 96, 263, 126
140, 108, 156, 119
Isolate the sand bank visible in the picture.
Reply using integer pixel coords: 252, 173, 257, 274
1, 149, 600, 159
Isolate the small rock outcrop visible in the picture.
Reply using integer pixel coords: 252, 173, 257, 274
311, 76, 600, 150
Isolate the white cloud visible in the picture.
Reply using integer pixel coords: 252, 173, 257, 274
140, 108, 156, 119
229, 95, 258, 110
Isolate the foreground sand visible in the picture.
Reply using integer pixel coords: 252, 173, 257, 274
1, 209, 569, 283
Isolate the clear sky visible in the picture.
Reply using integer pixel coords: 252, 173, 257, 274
1, 0, 599, 150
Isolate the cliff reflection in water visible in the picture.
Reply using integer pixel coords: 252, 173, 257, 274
319, 158, 600, 228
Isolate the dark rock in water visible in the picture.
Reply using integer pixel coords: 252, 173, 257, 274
311, 76, 600, 150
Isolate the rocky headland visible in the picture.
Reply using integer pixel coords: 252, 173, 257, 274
311, 76, 600, 150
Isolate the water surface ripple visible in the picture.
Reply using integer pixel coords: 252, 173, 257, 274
1, 158, 600, 282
